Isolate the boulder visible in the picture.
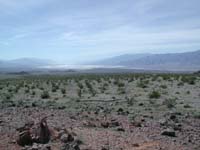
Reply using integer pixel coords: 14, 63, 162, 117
17, 130, 33, 146
17, 117, 51, 146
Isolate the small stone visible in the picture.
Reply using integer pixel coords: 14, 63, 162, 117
41, 145, 51, 150
60, 134, 74, 143
170, 114, 176, 120
116, 127, 125, 132
133, 143, 140, 147
61, 142, 80, 150
101, 122, 109, 128
159, 119, 168, 126
110, 120, 120, 127
161, 129, 176, 137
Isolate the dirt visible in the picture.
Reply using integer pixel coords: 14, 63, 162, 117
0, 74, 200, 150
0, 107, 200, 150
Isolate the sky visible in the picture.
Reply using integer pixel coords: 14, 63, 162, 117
0, 0, 200, 64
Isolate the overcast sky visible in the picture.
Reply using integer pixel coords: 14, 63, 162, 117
0, 0, 200, 63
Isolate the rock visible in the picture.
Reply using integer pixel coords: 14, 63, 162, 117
159, 119, 168, 126
101, 146, 109, 150
133, 143, 140, 147
117, 108, 124, 115
40, 145, 51, 150
31, 143, 39, 150
32, 117, 51, 144
170, 114, 176, 120
110, 120, 120, 127
116, 127, 125, 132
17, 130, 33, 146
21, 144, 51, 150
60, 134, 74, 143
17, 117, 51, 146
173, 123, 182, 131
61, 142, 80, 150
161, 129, 176, 137
131, 121, 142, 127
101, 122, 109, 128
58, 130, 67, 138
138, 103, 144, 106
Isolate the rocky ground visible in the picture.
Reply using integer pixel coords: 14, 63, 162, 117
0, 74, 200, 150
0, 107, 200, 150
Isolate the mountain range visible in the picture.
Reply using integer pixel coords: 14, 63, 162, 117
92, 50, 200, 71
0, 50, 200, 72
0, 58, 54, 72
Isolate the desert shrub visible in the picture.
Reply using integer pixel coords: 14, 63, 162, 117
85, 80, 96, 96
177, 82, 184, 86
78, 89, 82, 97
61, 88, 66, 94
128, 78, 134, 82
45, 100, 56, 107
193, 111, 200, 119
0, 99, 15, 107
41, 91, 50, 99
160, 85, 167, 89
85, 80, 92, 89
2, 93, 12, 100
24, 88, 30, 93
40, 87, 45, 91
127, 97, 136, 106
31, 85, 35, 89
31, 91, 36, 96
137, 80, 149, 88
162, 75, 171, 81
103, 83, 109, 87
181, 76, 196, 85
52, 87, 57, 92
149, 91, 161, 99
128, 113, 136, 122
118, 87, 126, 94
78, 83, 84, 89
186, 91, 190, 94
118, 82, 125, 87
15, 100, 27, 107
184, 104, 192, 108
8, 88, 13, 93
163, 98, 177, 108
149, 99, 156, 105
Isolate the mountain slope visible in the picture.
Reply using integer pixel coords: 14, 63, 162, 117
0, 58, 54, 71
93, 53, 151, 65
93, 50, 200, 71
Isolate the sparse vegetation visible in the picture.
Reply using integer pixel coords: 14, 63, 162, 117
0, 73, 199, 149
149, 90, 161, 99
41, 91, 50, 99
163, 98, 177, 108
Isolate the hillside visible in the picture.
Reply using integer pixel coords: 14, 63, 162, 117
93, 50, 200, 71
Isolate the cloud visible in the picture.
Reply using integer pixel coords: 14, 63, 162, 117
0, 0, 200, 62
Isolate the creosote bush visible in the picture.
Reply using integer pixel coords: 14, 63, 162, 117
41, 91, 50, 99
163, 98, 177, 108
149, 90, 161, 99
61, 88, 66, 94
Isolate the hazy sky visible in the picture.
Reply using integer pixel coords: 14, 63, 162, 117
0, 0, 200, 63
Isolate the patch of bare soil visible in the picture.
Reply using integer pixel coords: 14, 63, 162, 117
0, 107, 200, 150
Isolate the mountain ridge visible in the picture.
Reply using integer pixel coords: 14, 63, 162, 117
92, 50, 200, 71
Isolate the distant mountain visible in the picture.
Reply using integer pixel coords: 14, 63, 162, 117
93, 53, 151, 66
93, 50, 200, 71
0, 58, 54, 72
9, 58, 54, 67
